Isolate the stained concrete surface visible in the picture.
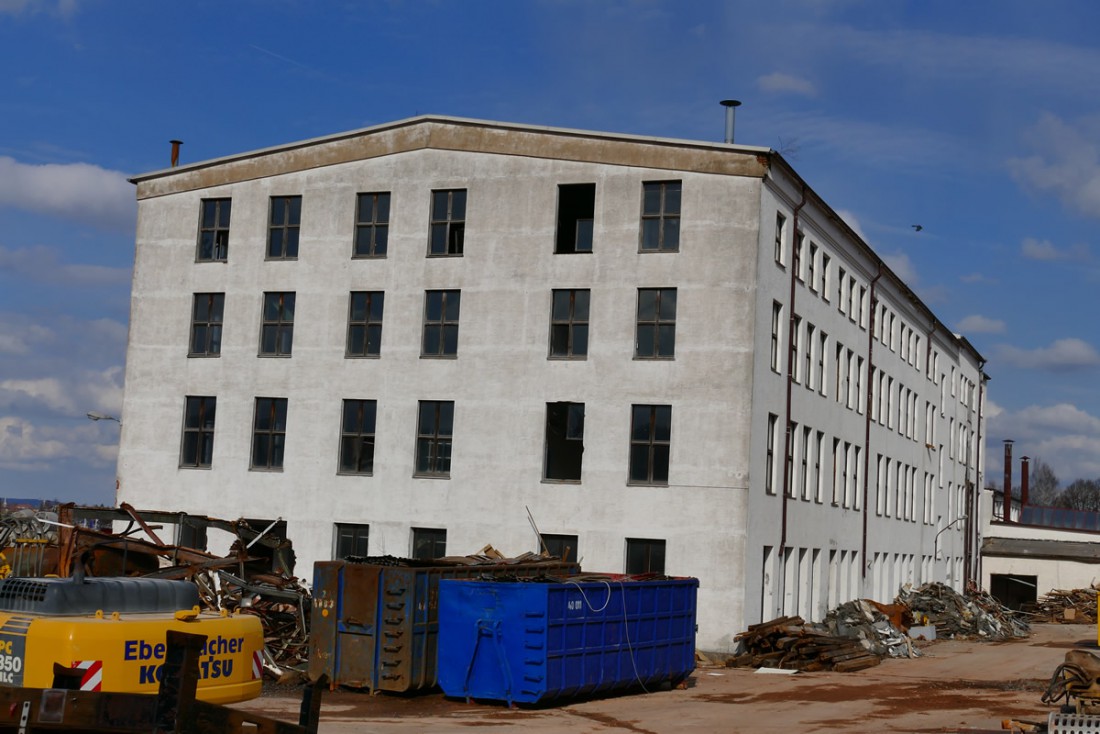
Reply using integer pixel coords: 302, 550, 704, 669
234, 623, 1094, 733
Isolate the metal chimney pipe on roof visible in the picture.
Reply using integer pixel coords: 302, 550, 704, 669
1021, 456, 1030, 510
720, 100, 742, 144
170, 140, 183, 168
1003, 439, 1014, 522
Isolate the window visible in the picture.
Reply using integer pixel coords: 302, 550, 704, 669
180, 396, 216, 468
334, 523, 369, 559
556, 183, 596, 254
355, 192, 390, 258
626, 538, 666, 575
415, 400, 454, 477
808, 243, 818, 291
629, 404, 671, 485
251, 397, 288, 470
346, 291, 384, 357
636, 288, 676, 358
260, 292, 295, 356
267, 195, 301, 259
429, 189, 466, 256
771, 301, 783, 372
765, 413, 778, 495
189, 293, 224, 357
549, 289, 589, 358
339, 399, 377, 475
805, 323, 815, 390
197, 198, 231, 262
791, 315, 802, 383
774, 212, 786, 265
640, 181, 681, 252
539, 533, 578, 563
422, 290, 461, 357
544, 402, 584, 481
793, 232, 804, 280
411, 528, 447, 560
821, 254, 832, 301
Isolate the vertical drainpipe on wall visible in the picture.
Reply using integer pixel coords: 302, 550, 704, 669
779, 184, 807, 556
966, 366, 988, 588
860, 264, 883, 580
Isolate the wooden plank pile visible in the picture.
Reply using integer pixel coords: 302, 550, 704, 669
1024, 588, 1098, 623
727, 616, 882, 672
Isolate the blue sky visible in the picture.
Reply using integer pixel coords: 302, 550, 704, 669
1, 0, 1099, 506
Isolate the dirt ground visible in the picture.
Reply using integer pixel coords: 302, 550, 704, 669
233, 623, 1096, 733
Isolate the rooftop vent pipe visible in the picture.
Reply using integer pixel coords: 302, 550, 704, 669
720, 99, 742, 144
1002, 439, 1014, 522
170, 140, 183, 168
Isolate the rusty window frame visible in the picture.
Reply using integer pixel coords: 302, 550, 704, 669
549, 289, 589, 359
259, 292, 295, 357
346, 291, 384, 357
197, 198, 231, 262
640, 181, 680, 252
428, 189, 466, 257
251, 397, 288, 471
354, 192, 390, 258
415, 400, 453, 477
635, 287, 676, 359
267, 195, 301, 260
422, 290, 461, 357
338, 399, 376, 475
189, 293, 224, 357
628, 403, 671, 485
179, 396, 216, 469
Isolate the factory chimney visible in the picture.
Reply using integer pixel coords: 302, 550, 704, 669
720, 100, 742, 144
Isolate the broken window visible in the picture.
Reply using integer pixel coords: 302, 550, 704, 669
346, 291, 384, 357
635, 288, 676, 358
629, 404, 671, 485
355, 192, 390, 258
179, 396, 216, 468
251, 397, 288, 470
640, 181, 680, 252
625, 538, 666, 575
334, 523, 369, 559
260, 292, 295, 356
549, 289, 589, 358
415, 400, 454, 477
555, 183, 595, 254
422, 290, 460, 357
412, 527, 446, 560
544, 402, 584, 481
267, 195, 301, 259
539, 533, 578, 563
198, 198, 231, 262
429, 189, 466, 256
339, 399, 376, 475
189, 293, 224, 357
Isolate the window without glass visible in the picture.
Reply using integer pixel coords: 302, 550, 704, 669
267, 196, 301, 259
626, 538, 666, 575
415, 400, 454, 476
429, 189, 466, 256
197, 198, 231, 262
355, 192, 390, 258
180, 396, 216, 468
774, 212, 786, 265
544, 402, 584, 481
765, 413, 778, 495
635, 288, 676, 359
346, 291, 384, 357
422, 290, 461, 357
412, 527, 446, 560
334, 523, 369, 559
640, 181, 681, 252
189, 293, 224, 357
549, 289, 589, 358
539, 533, 578, 563
339, 399, 376, 475
629, 404, 671, 485
260, 292, 295, 356
555, 183, 595, 254
251, 397, 288, 470
770, 301, 783, 372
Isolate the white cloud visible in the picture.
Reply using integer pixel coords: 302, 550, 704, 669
994, 338, 1100, 372
0, 0, 77, 17
986, 402, 1100, 481
835, 209, 866, 241
0, 245, 131, 287
0, 378, 74, 414
881, 250, 917, 284
0, 416, 68, 470
956, 314, 1005, 334
0, 157, 133, 231
960, 272, 996, 285
758, 72, 816, 97
1007, 114, 1100, 220
1020, 237, 1091, 262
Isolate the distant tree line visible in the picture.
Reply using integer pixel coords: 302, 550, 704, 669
1021, 458, 1100, 512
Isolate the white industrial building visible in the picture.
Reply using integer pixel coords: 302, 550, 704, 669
119, 115, 988, 651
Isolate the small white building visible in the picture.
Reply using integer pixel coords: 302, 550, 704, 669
119, 115, 988, 651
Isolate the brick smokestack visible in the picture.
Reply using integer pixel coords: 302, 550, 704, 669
1003, 439, 1014, 522
1021, 456, 1030, 509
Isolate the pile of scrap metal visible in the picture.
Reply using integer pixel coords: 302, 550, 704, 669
41, 504, 313, 681
897, 581, 1030, 640
0, 508, 63, 577
1025, 588, 1098, 624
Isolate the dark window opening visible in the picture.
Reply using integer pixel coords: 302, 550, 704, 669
429, 189, 466, 256
260, 292, 295, 356
335, 523, 369, 559
549, 289, 589, 358
251, 397, 288, 470
539, 533, 578, 563
412, 527, 447, 560
189, 293, 224, 357
355, 192, 390, 258
555, 183, 596, 254
629, 404, 671, 485
544, 402, 584, 481
422, 290, 460, 357
989, 574, 1037, 612
267, 195, 301, 259
180, 396, 216, 468
415, 400, 454, 476
626, 538, 666, 575
346, 291, 384, 357
635, 288, 677, 359
198, 198, 231, 262
640, 181, 681, 252
339, 399, 376, 475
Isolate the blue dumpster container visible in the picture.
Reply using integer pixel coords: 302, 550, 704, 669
437, 575, 698, 705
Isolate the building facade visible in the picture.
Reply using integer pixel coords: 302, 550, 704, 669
120, 116, 987, 651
